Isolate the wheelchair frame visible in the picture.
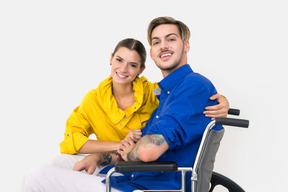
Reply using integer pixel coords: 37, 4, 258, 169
106, 109, 249, 192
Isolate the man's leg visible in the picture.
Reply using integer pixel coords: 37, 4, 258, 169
23, 165, 123, 192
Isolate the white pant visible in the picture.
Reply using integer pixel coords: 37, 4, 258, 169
23, 154, 123, 192
52, 154, 103, 176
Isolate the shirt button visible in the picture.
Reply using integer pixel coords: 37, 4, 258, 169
126, 117, 128, 119
120, 124, 122, 126
156, 115, 159, 118
131, 174, 134, 178
167, 91, 170, 94
67, 134, 69, 136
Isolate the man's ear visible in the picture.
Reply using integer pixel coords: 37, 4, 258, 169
184, 41, 190, 53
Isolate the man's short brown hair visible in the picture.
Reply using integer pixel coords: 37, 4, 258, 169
147, 16, 191, 46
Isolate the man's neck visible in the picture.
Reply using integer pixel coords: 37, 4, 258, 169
161, 62, 187, 78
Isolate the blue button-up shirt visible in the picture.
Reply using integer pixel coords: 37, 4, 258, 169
108, 64, 222, 192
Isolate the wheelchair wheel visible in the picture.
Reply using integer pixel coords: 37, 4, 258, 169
209, 172, 245, 192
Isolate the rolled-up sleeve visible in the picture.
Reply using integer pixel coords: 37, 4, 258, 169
59, 106, 92, 154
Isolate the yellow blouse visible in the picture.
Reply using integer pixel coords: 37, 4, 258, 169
59, 76, 159, 154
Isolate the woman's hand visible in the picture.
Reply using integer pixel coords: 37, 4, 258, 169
204, 93, 230, 120
124, 129, 142, 143
73, 154, 99, 175
117, 137, 136, 161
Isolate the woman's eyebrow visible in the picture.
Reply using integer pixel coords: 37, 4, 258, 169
115, 55, 123, 60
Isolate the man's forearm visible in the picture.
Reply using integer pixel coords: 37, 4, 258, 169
127, 134, 168, 162
97, 151, 119, 166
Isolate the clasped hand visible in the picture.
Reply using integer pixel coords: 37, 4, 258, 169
117, 129, 142, 161
117, 137, 136, 161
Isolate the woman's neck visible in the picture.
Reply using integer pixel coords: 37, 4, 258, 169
112, 83, 135, 111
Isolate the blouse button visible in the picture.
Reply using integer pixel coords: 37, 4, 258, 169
120, 124, 122, 126
167, 91, 170, 94
156, 115, 159, 119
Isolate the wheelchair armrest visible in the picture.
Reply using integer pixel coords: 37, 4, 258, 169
115, 161, 178, 172
215, 118, 249, 128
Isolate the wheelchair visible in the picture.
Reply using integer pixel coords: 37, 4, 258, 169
106, 109, 249, 192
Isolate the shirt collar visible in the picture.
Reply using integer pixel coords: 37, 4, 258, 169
158, 64, 193, 92
98, 76, 145, 124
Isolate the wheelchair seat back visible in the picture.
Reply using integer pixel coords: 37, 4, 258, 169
192, 128, 225, 192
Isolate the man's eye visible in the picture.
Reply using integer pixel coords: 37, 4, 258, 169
152, 41, 159, 46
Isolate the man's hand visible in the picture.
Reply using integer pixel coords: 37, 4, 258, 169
124, 129, 142, 143
117, 137, 136, 161
204, 93, 230, 120
73, 154, 99, 175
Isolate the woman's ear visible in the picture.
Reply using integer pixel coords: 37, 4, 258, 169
110, 53, 113, 65
139, 66, 146, 75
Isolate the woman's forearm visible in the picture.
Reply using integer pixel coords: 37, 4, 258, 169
78, 140, 121, 154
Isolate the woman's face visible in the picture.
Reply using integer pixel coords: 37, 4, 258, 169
110, 47, 145, 86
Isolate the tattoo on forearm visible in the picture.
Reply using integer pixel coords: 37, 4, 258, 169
127, 134, 165, 161
98, 153, 112, 166
145, 134, 165, 146
127, 149, 140, 161
98, 151, 118, 166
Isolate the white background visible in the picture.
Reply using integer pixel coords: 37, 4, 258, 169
1, 0, 287, 191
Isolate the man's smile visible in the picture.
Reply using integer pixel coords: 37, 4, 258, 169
159, 51, 173, 59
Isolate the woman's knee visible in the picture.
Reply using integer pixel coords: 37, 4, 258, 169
53, 154, 86, 170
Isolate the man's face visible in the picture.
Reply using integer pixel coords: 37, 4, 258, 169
150, 24, 190, 77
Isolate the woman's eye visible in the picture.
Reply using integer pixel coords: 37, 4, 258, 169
116, 58, 122, 62
130, 64, 137, 68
